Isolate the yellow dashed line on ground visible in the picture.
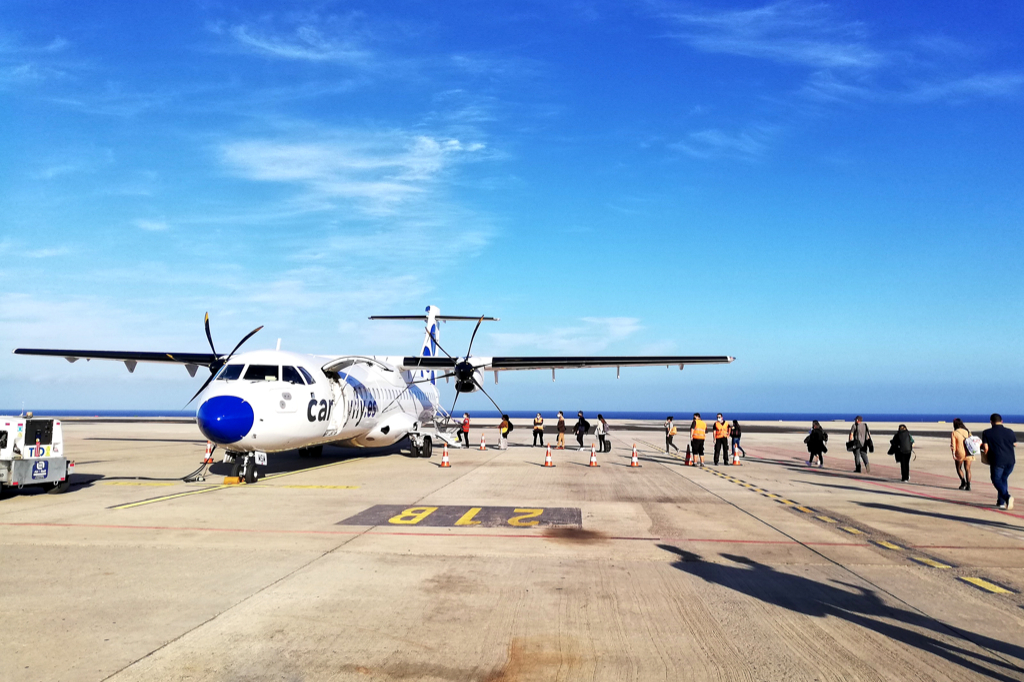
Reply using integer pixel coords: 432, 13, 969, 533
816, 515, 837, 523
912, 557, 951, 569
960, 577, 1014, 594
795, 506, 814, 513
274, 485, 360, 490
841, 526, 865, 535
874, 540, 902, 550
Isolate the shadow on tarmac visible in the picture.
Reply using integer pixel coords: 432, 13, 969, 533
656, 544, 1024, 680
854, 501, 1024, 533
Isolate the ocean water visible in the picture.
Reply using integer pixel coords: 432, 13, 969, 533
3, 409, 1019, 423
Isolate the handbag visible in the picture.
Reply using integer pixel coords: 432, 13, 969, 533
846, 441, 857, 452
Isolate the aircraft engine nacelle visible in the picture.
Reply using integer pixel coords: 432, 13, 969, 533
454, 360, 484, 393
357, 412, 417, 447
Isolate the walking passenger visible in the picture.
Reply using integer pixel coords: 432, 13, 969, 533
556, 411, 566, 449
950, 418, 973, 491
805, 420, 827, 467
982, 413, 1017, 510
848, 416, 872, 473
596, 414, 609, 452
713, 414, 729, 465
460, 413, 471, 448
889, 424, 915, 482
573, 411, 590, 450
533, 413, 545, 447
498, 414, 509, 450
690, 413, 707, 466
665, 416, 679, 453
731, 420, 746, 458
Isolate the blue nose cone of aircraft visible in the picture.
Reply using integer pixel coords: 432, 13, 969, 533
197, 396, 254, 445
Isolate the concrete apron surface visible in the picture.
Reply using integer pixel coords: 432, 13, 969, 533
1, 420, 1023, 681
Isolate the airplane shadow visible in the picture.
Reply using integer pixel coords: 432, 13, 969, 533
656, 544, 1024, 680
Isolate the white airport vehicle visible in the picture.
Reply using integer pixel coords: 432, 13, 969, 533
14, 305, 732, 481
0, 416, 73, 497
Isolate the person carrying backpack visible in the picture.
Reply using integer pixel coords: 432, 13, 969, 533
950, 418, 975, 491
889, 424, 915, 482
498, 415, 510, 450
573, 411, 590, 450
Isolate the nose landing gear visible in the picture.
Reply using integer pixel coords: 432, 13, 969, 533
228, 452, 261, 484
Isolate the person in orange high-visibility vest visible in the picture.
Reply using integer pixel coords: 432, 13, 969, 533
690, 413, 707, 466
713, 413, 730, 465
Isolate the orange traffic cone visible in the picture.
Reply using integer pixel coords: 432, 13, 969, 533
589, 444, 599, 467
630, 443, 641, 467
440, 442, 451, 468
685, 443, 693, 466
543, 445, 554, 467
203, 441, 215, 464
479, 433, 486, 450
732, 447, 741, 466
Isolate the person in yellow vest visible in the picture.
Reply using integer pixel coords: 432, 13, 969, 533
532, 413, 545, 447
690, 413, 707, 466
713, 413, 730, 465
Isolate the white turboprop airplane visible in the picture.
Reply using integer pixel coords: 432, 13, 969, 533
14, 306, 733, 481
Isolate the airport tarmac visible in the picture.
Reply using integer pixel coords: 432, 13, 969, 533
2, 419, 1023, 682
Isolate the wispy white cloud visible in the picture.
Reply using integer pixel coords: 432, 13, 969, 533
134, 219, 169, 232
664, 1, 883, 70
672, 125, 777, 160
222, 23, 372, 65
487, 318, 643, 355
905, 72, 1024, 103
25, 247, 70, 259
219, 129, 487, 216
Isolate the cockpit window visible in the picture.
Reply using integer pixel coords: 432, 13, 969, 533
298, 367, 316, 384
282, 366, 304, 385
217, 364, 244, 381
243, 364, 279, 381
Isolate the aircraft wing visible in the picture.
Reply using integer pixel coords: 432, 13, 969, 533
398, 355, 734, 371
12, 348, 219, 376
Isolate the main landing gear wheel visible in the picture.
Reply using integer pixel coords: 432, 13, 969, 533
421, 437, 433, 458
410, 442, 421, 458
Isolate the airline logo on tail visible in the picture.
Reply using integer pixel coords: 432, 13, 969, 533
420, 305, 439, 385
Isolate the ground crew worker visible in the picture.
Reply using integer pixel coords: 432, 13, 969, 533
690, 413, 707, 466
460, 413, 471, 448
713, 414, 730, 465
556, 411, 566, 449
533, 413, 544, 447
665, 416, 679, 453
499, 415, 510, 450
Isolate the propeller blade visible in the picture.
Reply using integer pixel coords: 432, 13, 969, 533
448, 390, 461, 422
227, 325, 264, 358
465, 316, 485, 357
474, 379, 503, 416
377, 373, 456, 415
185, 372, 217, 407
428, 327, 455, 360
203, 312, 217, 356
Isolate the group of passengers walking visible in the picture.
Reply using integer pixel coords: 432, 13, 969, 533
459, 412, 610, 452
804, 414, 1016, 510
665, 414, 745, 466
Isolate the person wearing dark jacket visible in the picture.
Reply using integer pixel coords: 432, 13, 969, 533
848, 416, 872, 474
805, 420, 828, 468
573, 412, 591, 451
890, 424, 915, 482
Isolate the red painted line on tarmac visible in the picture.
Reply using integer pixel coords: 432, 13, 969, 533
0, 522, 871, 546
865, 480, 1024, 520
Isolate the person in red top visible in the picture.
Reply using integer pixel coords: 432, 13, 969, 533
460, 413, 471, 448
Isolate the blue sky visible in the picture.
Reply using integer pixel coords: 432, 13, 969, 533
2, 0, 1022, 414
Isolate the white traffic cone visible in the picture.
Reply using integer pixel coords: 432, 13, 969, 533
203, 441, 214, 464
440, 442, 451, 468
479, 433, 486, 450
544, 445, 554, 467
589, 443, 598, 467
630, 443, 641, 467
732, 447, 741, 466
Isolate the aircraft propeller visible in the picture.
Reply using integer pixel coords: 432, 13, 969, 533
185, 313, 263, 406
430, 316, 504, 419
